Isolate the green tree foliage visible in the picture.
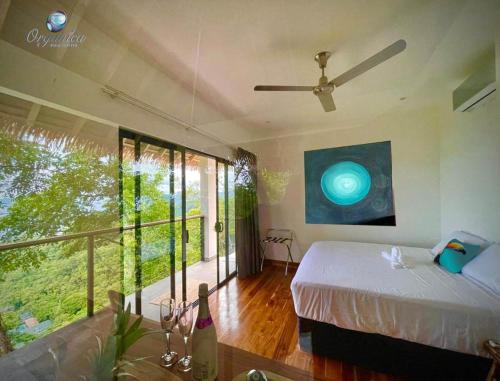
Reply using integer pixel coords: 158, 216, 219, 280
0, 314, 13, 355
0, 130, 205, 351
0, 130, 119, 272
0, 134, 118, 240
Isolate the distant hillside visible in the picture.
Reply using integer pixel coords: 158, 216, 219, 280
164, 192, 201, 216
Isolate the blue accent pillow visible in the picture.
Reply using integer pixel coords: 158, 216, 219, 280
435, 239, 481, 273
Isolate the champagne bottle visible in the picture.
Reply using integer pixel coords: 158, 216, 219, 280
192, 283, 218, 381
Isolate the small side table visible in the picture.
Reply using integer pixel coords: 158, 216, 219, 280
484, 340, 500, 381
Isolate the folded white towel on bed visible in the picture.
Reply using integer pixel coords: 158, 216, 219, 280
381, 246, 410, 269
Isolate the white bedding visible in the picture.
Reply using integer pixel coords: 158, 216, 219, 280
291, 241, 500, 356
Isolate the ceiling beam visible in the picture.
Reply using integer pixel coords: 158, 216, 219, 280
72, 117, 86, 135
26, 103, 41, 126
106, 126, 117, 141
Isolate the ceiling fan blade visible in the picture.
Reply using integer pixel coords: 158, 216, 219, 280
254, 85, 315, 91
331, 39, 406, 87
317, 92, 336, 112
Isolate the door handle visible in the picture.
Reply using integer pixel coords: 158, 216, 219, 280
186, 230, 190, 243
215, 221, 224, 233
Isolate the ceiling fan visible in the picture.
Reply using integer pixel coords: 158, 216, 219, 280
254, 39, 407, 112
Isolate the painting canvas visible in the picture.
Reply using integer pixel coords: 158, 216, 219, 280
304, 141, 396, 225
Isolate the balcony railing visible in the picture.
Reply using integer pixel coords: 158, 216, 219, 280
0, 215, 205, 318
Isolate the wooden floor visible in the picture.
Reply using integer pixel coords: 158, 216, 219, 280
206, 263, 405, 381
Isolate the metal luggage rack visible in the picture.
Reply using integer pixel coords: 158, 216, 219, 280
260, 228, 295, 276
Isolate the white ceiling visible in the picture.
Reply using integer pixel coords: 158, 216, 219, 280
1, 0, 499, 143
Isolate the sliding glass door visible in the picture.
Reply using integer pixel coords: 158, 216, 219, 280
120, 131, 185, 317
216, 160, 237, 284
119, 130, 236, 319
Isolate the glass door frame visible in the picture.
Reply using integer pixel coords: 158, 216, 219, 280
119, 128, 237, 311
215, 158, 237, 286
119, 129, 185, 314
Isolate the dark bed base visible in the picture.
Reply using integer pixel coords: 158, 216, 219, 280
298, 317, 491, 381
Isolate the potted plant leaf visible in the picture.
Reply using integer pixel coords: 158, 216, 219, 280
82, 302, 153, 380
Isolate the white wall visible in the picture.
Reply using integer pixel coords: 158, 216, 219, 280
439, 96, 500, 243
438, 30, 500, 243
244, 106, 443, 261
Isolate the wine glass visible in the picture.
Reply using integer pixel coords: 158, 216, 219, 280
177, 301, 193, 372
160, 298, 178, 367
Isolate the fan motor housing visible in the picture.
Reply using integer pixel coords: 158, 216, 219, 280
314, 75, 333, 95
315, 51, 332, 69
313, 85, 334, 95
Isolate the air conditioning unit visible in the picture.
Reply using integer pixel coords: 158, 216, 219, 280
453, 49, 496, 112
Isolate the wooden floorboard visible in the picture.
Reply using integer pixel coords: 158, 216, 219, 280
206, 264, 406, 381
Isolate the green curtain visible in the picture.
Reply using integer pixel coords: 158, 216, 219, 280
235, 148, 260, 278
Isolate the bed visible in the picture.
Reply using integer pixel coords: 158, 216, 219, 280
291, 241, 500, 380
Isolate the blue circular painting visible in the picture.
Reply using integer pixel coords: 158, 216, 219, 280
320, 161, 371, 206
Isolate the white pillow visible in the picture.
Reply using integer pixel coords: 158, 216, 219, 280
431, 231, 491, 256
462, 243, 500, 296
